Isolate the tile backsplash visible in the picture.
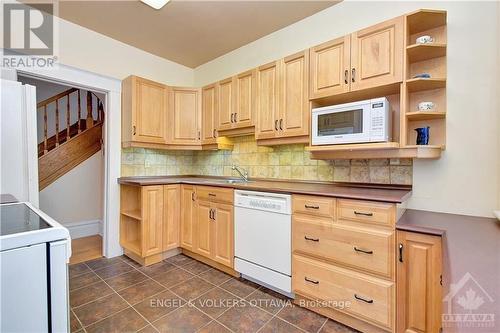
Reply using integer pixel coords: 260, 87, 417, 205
121, 136, 412, 185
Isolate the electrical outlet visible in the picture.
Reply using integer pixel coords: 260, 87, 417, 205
389, 158, 400, 165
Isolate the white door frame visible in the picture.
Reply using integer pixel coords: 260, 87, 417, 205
6, 64, 123, 258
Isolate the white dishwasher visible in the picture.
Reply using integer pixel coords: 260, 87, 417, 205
234, 190, 292, 296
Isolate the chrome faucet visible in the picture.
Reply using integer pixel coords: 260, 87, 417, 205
232, 164, 249, 182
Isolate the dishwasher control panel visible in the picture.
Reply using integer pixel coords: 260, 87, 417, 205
234, 190, 291, 214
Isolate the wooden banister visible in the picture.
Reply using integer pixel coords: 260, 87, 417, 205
43, 105, 48, 153
37, 87, 78, 109
86, 91, 93, 129
77, 90, 82, 133
66, 95, 70, 140
55, 99, 59, 147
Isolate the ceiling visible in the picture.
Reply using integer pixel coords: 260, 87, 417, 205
57, 1, 339, 68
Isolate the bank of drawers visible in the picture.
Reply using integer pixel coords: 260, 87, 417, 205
196, 186, 233, 204
291, 195, 396, 331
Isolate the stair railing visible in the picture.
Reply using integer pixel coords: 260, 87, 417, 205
37, 88, 104, 157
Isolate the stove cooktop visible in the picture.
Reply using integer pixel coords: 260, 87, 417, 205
0, 203, 52, 236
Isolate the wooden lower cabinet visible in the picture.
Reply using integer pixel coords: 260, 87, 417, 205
195, 200, 212, 257
396, 231, 442, 333
212, 203, 234, 267
140, 185, 164, 257
180, 185, 197, 251
163, 185, 180, 251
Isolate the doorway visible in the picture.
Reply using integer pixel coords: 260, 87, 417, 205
18, 75, 105, 264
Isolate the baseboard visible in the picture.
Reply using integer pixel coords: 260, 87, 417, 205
65, 219, 102, 239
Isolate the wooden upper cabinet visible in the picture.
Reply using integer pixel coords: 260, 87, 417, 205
280, 51, 309, 139
141, 186, 164, 257
234, 69, 256, 128
350, 16, 404, 91
217, 77, 234, 131
201, 83, 218, 145
397, 230, 442, 333
122, 76, 168, 144
212, 203, 234, 268
168, 87, 201, 145
163, 185, 180, 251
180, 185, 196, 251
256, 61, 280, 140
309, 36, 351, 99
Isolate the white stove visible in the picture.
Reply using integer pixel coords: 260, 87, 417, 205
0, 201, 71, 333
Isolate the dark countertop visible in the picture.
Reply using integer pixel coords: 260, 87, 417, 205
118, 176, 412, 203
397, 209, 500, 328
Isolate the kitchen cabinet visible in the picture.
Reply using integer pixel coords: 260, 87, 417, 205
212, 203, 234, 267
141, 186, 164, 257
351, 16, 404, 91
217, 70, 256, 135
309, 36, 351, 99
122, 75, 168, 145
191, 186, 234, 268
397, 230, 442, 333
180, 185, 196, 252
256, 51, 309, 144
255, 61, 280, 140
309, 16, 403, 99
195, 200, 212, 257
163, 185, 180, 251
201, 83, 218, 145
217, 77, 235, 131
168, 87, 201, 145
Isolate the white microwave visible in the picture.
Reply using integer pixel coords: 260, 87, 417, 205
311, 97, 391, 145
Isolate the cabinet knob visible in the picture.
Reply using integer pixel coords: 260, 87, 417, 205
279, 119, 283, 130
351, 68, 356, 83
399, 243, 404, 262
275, 120, 278, 131
231, 113, 234, 123
234, 113, 237, 122
132, 125, 136, 136
213, 129, 217, 138
344, 69, 349, 84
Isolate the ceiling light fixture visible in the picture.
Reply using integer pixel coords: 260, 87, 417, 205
140, 0, 170, 10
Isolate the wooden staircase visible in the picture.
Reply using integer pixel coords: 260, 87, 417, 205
38, 88, 104, 190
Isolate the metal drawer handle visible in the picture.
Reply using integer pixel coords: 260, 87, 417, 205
191, 192, 195, 201
354, 247, 373, 255
399, 243, 404, 263
209, 193, 216, 197
279, 118, 283, 130
304, 277, 319, 285
305, 205, 320, 209
212, 209, 216, 221
354, 211, 373, 217
234, 113, 237, 122
275, 119, 278, 131
351, 68, 356, 83
354, 294, 373, 304
132, 125, 136, 135
231, 113, 234, 123
344, 69, 348, 84
209, 209, 213, 219
304, 236, 319, 242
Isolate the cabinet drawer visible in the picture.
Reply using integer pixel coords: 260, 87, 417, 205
292, 216, 394, 278
337, 199, 395, 228
292, 195, 335, 218
196, 186, 234, 204
293, 254, 394, 330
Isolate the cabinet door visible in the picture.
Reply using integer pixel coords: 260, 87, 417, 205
397, 231, 442, 333
280, 51, 310, 138
196, 200, 212, 258
309, 36, 351, 99
180, 185, 196, 251
212, 203, 234, 268
131, 77, 168, 144
217, 77, 234, 131
350, 16, 404, 91
256, 61, 280, 140
169, 87, 201, 145
201, 84, 217, 145
141, 186, 163, 257
234, 70, 256, 129
163, 185, 180, 251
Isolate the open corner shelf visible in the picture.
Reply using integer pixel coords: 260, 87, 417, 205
121, 210, 142, 221
406, 9, 447, 34
406, 78, 446, 92
406, 111, 446, 121
407, 43, 446, 62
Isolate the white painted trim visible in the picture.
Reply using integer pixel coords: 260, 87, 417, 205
23, 84, 39, 207
65, 220, 102, 239
13, 63, 123, 258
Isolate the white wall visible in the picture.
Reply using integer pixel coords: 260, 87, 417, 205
55, 16, 194, 86
194, 1, 500, 218
39, 151, 103, 225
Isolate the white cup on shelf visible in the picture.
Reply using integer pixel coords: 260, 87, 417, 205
418, 101, 436, 111
416, 35, 434, 44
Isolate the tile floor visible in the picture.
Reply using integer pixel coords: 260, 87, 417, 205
69, 254, 358, 333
